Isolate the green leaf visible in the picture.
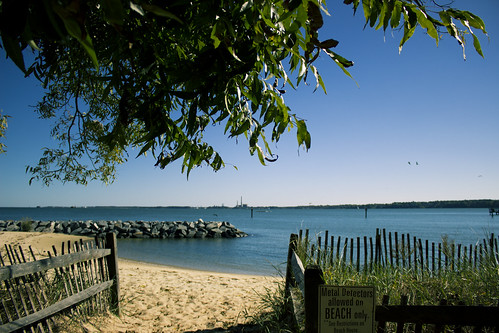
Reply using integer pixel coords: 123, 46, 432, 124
286, 0, 303, 12
416, 9, 438, 44
380, 0, 394, 32
231, 120, 251, 137
53, 5, 99, 67
210, 22, 222, 48
319, 39, 339, 49
240, 0, 253, 13
101, 0, 125, 26
369, 0, 381, 28
471, 33, 484, 58
0, 33, 26, 73
439, 11, 451, 26
141, 4, 183, 24
398, 5, 417, 53
256, 146, 266, 165
390, 1, 402, 29
130, 2, 145, 16
227, 46, 242, 62
296, 119, 311, 150
136, 141, 154, 157
462, 11, 487, 33
324, 49, 357, 86
311, 65, 326, 93
361, 0, 371, 25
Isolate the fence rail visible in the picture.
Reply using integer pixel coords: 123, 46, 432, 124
300, 228, 499, 274
285, 232, 499, 333
0, 233, 119, 333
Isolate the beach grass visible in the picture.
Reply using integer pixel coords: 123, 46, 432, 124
295, 235, 499, 306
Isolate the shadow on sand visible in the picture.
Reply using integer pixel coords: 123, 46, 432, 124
184, 323, 265, 333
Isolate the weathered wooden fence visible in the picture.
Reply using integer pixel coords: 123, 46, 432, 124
285, 233, 499, 333
300, 228, 499, 274
0, 233, 119, 333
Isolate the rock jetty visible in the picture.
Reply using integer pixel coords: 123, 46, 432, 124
0, 219, 248, 239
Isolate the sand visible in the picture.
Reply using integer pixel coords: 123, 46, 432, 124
0, 232, 282, 332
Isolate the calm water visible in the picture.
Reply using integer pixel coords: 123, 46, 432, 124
0, 207, 497, 275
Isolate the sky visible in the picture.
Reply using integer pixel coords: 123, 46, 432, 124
1, 0, 498, 208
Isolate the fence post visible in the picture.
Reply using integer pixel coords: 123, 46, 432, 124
305, 265, 324, 333
105, 232, 120, 316
285, 233, 299, 295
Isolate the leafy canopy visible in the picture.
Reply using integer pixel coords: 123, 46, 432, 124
0, 0, 487, 185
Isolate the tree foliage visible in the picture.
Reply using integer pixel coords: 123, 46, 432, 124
0, 0, 487, 185
0, 111, 8, 154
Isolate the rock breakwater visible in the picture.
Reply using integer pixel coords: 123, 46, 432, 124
0, 219, 248, 239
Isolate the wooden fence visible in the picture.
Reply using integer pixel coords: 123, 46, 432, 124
300, 228, 499, 274
0, 233, 119, 333
285, 233, 499, 333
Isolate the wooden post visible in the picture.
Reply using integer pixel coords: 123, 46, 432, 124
394, 232, 399, 267
406, 234, 411, 269
369, 237, 373, 270
330, 236, 335, 266
364, 236, 368, 272
324, 231, 329, 265
285, 233, 299, 295
375, 229, 381, 266
336, 236, 341, 260
438, 243, 442, 274
356, 237, 360, 272
401, 235, 405, 268
389, 232, 393, 267
432, 242, 435, 274
376, 295, 390, 333
396, 295, 408, 333
419, 239, 424, 274
305, 229, 310, 248
350, 238, 354, 266
305, 265, 324, 333
317, 236, 322, 264
383, 229, 388, 267
425, 239, 429, 273
105, 232, 120, 316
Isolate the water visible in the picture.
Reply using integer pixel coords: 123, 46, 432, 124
1, 207, 497, 275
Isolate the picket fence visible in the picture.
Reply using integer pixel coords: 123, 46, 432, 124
285, 232, 499, 333
0, 233, 119, 333
300, 228, 498, 273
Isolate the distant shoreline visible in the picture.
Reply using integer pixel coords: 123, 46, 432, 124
1, 199, 498, 210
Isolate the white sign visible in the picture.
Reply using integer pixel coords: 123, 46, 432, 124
318, 285, 375, 333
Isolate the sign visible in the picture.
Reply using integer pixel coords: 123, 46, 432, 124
318, 285, 375, 333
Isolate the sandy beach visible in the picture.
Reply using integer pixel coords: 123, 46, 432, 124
0, 232, 282, 332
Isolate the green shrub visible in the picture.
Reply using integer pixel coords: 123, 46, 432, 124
20, 218, 33, 232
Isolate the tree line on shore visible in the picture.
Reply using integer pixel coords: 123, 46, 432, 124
288, 199, 499, 210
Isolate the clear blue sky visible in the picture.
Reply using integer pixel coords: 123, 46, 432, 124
1, 0, 498, 207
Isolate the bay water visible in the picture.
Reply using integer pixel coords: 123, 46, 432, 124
0, 207, 497, 275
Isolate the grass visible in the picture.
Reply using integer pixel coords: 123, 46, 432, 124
246, 278, 297, 333
253, 233, 498, 332
20, 217, 33, 231
320, 260, 498, 306
295, 232, 499, 306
